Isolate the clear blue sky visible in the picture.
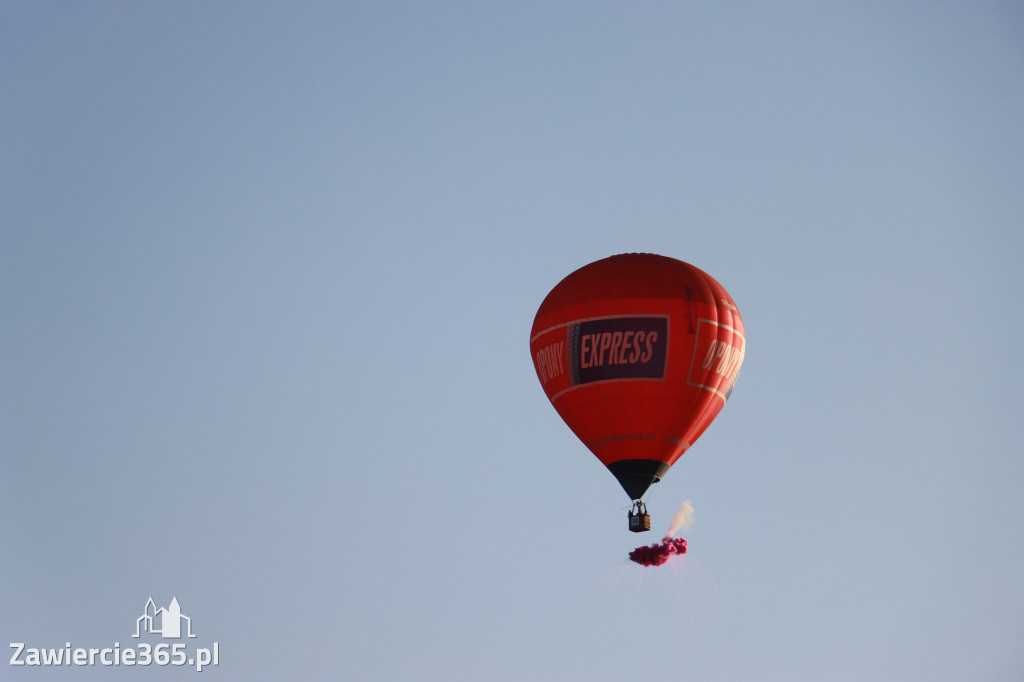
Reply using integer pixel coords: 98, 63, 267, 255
2, 2, 1022, 680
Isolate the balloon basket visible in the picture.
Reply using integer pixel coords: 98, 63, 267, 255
628, 501, 651, 532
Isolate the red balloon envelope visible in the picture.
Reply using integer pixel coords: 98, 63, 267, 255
530, 253, 745, 501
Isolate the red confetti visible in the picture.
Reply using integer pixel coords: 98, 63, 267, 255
629, 537, 688, 567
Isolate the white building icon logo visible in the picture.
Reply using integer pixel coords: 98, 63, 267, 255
133, 597, 197, 639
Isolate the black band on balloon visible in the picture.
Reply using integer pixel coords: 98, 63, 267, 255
607, 459, 672, 500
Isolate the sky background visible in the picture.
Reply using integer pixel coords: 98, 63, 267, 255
2, 2, 1022, 680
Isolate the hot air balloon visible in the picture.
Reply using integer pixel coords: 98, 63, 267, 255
530, 253, 745, 532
